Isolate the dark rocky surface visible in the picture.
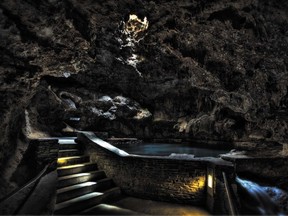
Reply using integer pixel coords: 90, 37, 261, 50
0, 0, 288, 198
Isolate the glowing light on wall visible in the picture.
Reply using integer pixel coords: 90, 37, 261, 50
208, 174, 213, 189
187, 176, 206, 193
207, 168, 214, 198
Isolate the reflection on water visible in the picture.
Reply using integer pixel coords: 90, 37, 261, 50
116, 143, 228, 157
236, 177, 286, 215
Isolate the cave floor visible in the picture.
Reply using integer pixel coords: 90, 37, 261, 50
109, 196, 210, 215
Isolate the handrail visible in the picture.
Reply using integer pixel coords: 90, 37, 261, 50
222, 172, 237, 216
78, 131, 208, 162
0, 163, 50, 204
80, 131, 130, 157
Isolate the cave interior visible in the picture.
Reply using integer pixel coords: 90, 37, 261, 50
0, 0, 288, 215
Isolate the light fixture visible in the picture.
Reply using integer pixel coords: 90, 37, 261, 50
208, 174, 213, 189
206, 168, 215, 212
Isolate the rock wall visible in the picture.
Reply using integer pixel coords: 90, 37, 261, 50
0, 0, 288, 163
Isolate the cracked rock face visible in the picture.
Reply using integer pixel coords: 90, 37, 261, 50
68, 94, 152, 130
0, 0, 288, 166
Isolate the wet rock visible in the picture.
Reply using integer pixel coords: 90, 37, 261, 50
62, 98, 77, 110
185, 114, 215, 136
95, 96, 114, 111
113, 96, 133, 106
134, 108, 152, 120
215, 118, 236, 138
113, 96, 140, 118
102, 111, 116, 121
59, 91, 82, 106
211, 90, 253, 114
65, 94, 152, 132
27, 87, 66, 135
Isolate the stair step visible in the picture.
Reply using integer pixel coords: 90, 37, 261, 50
54, 187, 121, 214
59, 144, 79, 150
58, 149, 81, 157
57, 171, 106, 188
58, 137, 77, 144
80, 204, 139, 215
56, 178, 114, 203
57, 156, 89, 167
57, 163, 98, 177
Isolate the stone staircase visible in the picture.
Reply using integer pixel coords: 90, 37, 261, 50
54, 137, 136, 215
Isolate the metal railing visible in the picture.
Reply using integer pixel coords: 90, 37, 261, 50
222, 172, 237, 216
0, 163, 50, 214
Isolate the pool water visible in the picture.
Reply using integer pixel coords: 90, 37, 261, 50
116, 143, 229, 157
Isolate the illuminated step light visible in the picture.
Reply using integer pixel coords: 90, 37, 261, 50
69, 117, 80, 121
58, 156, 81, 160
87, 192, 103, 196
57, 156, 82, 165
68, 173, 91, 177
81, 182, 97, 187
208, 174, 213, 189
57, 158, 67, 165
59, 164, 86, 169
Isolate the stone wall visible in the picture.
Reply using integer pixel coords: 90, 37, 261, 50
234, 158, 288, 179
29, 139, 59, 170
106, 138, 143, 146
78, 133, 207, 205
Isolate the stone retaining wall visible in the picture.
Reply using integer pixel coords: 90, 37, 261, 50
30, 139, 59, 170
78, 133, 207, 205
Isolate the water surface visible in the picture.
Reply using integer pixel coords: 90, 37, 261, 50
116, 143, 229, 157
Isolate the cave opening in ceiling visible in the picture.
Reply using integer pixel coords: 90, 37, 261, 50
116, 14, 149, 76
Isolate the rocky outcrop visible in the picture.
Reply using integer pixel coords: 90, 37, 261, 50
0, 0, 288, 167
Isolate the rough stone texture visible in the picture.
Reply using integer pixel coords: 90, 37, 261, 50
0, 0, 288, 207
1, 0, 288, 165
79, 133, 207, 205
30, 139, 59, 169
